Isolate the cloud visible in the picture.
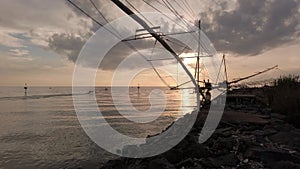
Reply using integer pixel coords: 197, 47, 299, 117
199, 0, 300, 56
47, 29, 159, 71
48, 33, 86, 63
0, 31, 25, 48
48, 0, 192, 70
1, 0, 299, 60
8, 48, 30, 57
0, 0, 91, 50
99, 38, 186, 70
48, 31, 193, 71
48, 0, 300, 71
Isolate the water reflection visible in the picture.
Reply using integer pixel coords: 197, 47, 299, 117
0, 86, 196, 168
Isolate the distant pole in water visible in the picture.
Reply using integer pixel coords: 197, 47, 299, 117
24, 83, 28, 96
137, 83, 140, 95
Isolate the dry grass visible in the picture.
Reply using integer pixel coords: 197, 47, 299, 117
268, 75, 300, 128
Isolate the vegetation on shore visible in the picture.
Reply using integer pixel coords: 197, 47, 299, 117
268, 75, 300, 128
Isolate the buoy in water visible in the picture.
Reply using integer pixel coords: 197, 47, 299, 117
137, 84, 140, 95
24, 83, 28, 96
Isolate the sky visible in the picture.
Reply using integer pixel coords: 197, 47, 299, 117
0, 0, 299, 86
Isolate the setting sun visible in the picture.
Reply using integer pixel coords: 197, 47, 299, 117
180, 53, 196, 68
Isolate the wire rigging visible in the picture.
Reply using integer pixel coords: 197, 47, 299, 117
162, 0, 181, 18
124, 0, 154, 27
89, 0, 108, 23
68, 0, 216, 89
183, 0, 196, 17
173, 0, 194, 20
67, 0, 103, 27
143, 0, 213, 87
156, 0, 200, 45
154, 0, 192, 29
163, 0, 195, 26
142, 0, 201, 58
157, 0, 204, 52
150, 40, 157, 60
89, 0, 123, 39
161, 0, 215, 86
67, 0, 173, 88
215, 55, 226, 84
141, 0, 191, 32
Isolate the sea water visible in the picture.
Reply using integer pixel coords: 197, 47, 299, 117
0, 86, 196, 169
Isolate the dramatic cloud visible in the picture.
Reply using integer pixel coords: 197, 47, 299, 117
0, 0, 90, 51
0, 0, 299, 86
98, 37, 189, 70
47, 0, 300, 71
48, 33, 86, 63
200, 0, 300, 56
49, 0, 190, 70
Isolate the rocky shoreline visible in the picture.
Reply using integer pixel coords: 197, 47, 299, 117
99, 105, 300, 169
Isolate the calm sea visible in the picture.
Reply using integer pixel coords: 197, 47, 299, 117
0, 86, 196, 169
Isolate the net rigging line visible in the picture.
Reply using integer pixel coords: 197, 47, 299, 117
122, 0, 175, 87
126, 2, 190, 62
161, 0, 189, 27
89, 0, 108, 23
141, 0, 193, 33
162, 0, 180, 17
175, 35, 195, 56
183, 0, 196, 17
168, 1, 216, 84
144, 0, 214, 85
157, 0, 211, 55
152, 0, 202, 53
67, 0, 173, 88
100, 0, 202, 88
162, 0, 195, 27
141, 0, 200, 56
154, 0, 194, 30
173, 0, 194, 21
151, 0, 209, 56
89, 0, 122, 39
67, 1, 103, 30
155, 0, 203, 51
150, 40, 157, 60
165, 38, 191, 49
124, 0, 155, 27
215, 56, 226, 84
